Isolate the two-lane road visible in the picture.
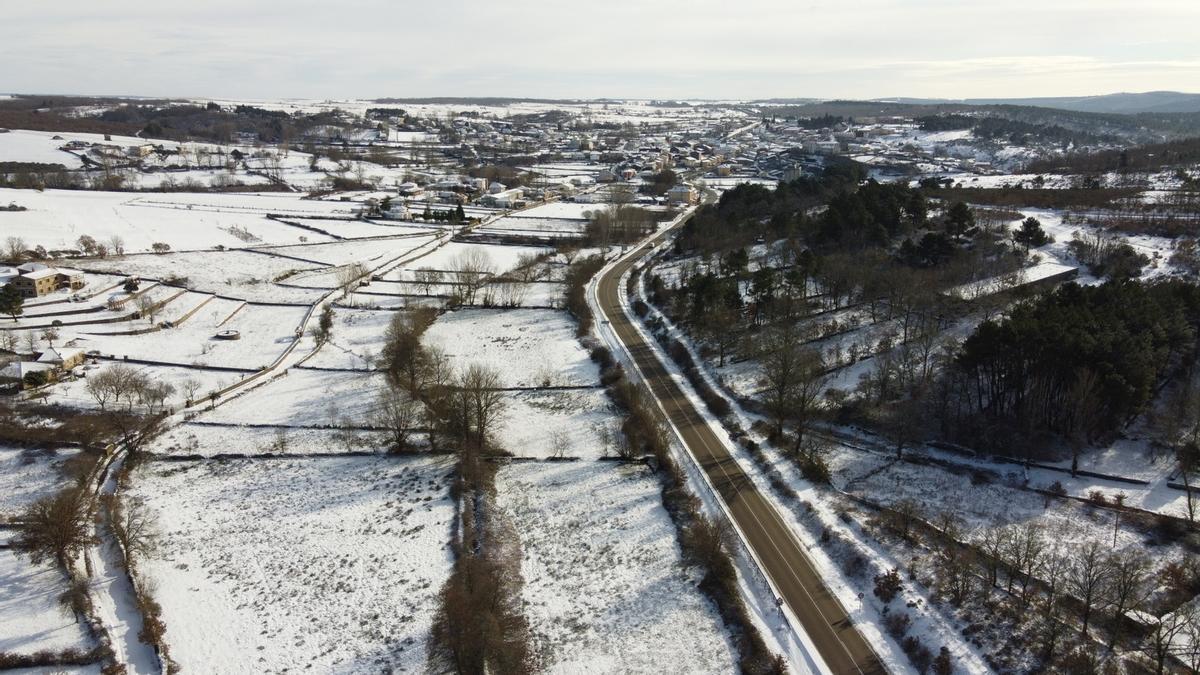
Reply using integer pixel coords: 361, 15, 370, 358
595, 240, 887, 675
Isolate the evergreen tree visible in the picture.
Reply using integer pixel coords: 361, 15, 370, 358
945, 201, 974, 238
0, 284, 22, 322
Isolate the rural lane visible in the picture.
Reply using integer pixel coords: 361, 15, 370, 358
593, 228, 888, 675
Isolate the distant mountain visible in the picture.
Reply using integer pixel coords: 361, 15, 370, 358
882, 91, 1200, 114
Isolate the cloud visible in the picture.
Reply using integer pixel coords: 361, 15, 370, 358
1, 1, 1198, 99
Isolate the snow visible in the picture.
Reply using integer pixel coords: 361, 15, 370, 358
299, 306, 395, 370
0, 553, 93, 657
495, 461, 737, 673
423, 309, 599, 388
71, 302, 309, 370
81, 249, 327, 304
0, 128, 87, 167
0, 445, 84, 519
378, 241, 551, 281
144, 423, 384, 458
0, 189, 367, 253
201, 368, 382, 427
129, 455, 456, 673
492, 389, 614, 459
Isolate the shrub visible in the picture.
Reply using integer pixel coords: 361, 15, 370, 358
1047, 481, 1068, 497
932, 646, 953, 675
589, 346, 614, 369
874, 568, 903, 603
902, 636, 934, 673
799, 454, 832, 485
884, 610, 911, 639
23, 370, 48, 387
1086, 489, 1106, 505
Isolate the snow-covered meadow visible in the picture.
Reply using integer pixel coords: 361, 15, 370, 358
423, 309, 599, 388
496, 461, 737, 673
130, 456, 456, 673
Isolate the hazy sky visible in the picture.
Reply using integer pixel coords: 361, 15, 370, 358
4, 0, 1199, 101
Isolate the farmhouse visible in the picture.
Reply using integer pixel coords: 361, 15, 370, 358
6, 265, 86, 298
0, 360, 53, 390
9, 268, 58, 298
36, 347, 86, 370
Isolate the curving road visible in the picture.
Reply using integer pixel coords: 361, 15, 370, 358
594, 237, 887, 675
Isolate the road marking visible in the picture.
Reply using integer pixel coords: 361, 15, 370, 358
597, 255, 884, 674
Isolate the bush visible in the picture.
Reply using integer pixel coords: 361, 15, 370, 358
589, 346, 614, 369
799, 454, 832, 484
932, 646, 953, 675
874, 568, 903, 603
884, 610, 911, 639
23, 370, 48, 387
902, 636, 934, 673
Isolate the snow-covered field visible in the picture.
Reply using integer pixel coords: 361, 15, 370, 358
493, 389, 614, 459
130, 455, 456, 673
0, 553, 94, 657
201, 368, 382, 427
0, 189, 366, 253
71, 301, 308, 369
0, 444, 85, 519
300, 306, 395, 370
423, 309, 599, 388
495, 461, 737, 673
381, 241, 549, 280
81, 249, 327, 303
144, 423, 385, 458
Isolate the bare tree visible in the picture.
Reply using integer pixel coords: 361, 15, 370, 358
137, 381, 175, 413
3, 235, 26, 262
12, 487, 93, 571
458, 364, 505, 448
1003, 522, 1046, 607
452, 250, 495, 305
496, 280, 528, 308
414, 267, 444, 296
110, 498, 158, 565
513, 253, 545, 283
1140, 605, 1193, 675
1106, 549, 1152, 647
337, 262, 369, 299
87, 364, 149, 410
107, 234, 125, 256
375, 384, 421, 452
40, 326, 60, 348
0, 330, 17, 352
134, 293, 158, 323
550, 429, 570, 459
1067, 539, 1114, 637
181, 377, 201, 403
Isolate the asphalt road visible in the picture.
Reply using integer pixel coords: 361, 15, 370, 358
596, 242, 888, 675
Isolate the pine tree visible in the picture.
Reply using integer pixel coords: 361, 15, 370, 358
0, 284, 23, 321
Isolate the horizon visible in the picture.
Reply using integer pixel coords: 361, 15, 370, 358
4, 90, 1199, 105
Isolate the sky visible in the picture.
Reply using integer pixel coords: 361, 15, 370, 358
3, 0, 1200, 101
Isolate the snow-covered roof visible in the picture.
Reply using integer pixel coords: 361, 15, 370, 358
1, 360, 52, 380
19, 268, 58, 280
17, 262, 50, 273
36, 347, 84, 364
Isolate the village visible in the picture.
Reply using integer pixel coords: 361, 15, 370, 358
0, 92, 1198, 675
